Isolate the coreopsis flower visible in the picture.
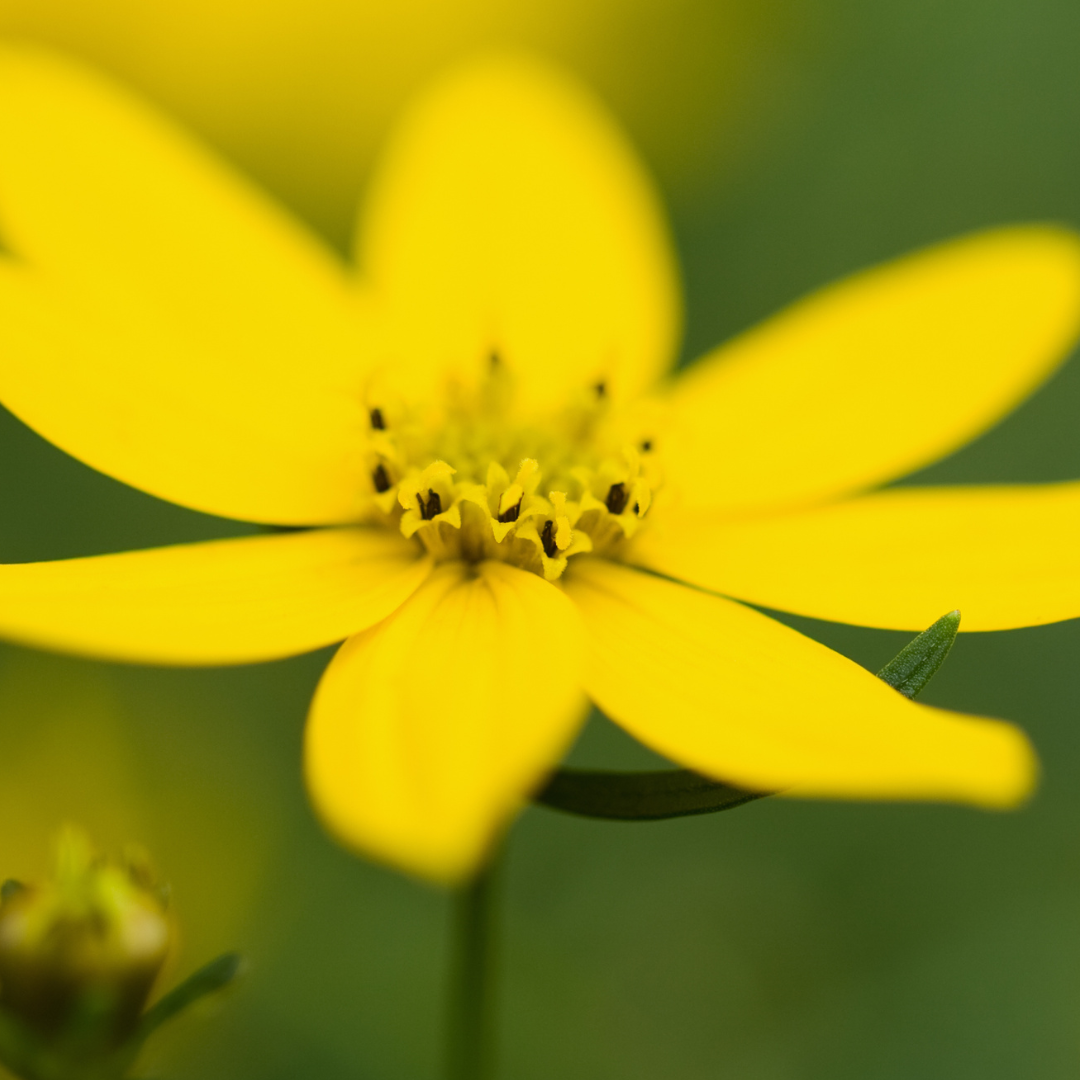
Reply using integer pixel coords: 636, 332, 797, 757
0, 45, 1077, 881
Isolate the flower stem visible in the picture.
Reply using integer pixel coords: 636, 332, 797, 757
447, 854, 500, 1080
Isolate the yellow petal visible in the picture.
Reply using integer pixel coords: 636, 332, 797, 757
0, 529, 431, 665
635, 483, 1080, 632
305, 560, 587, 882
563, 559, 1035, 806
662, 227, 1080, 513
358, 54, 681, 411
0, 43, 374, 525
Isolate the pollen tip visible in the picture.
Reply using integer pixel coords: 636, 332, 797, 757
372, 464, 391, 493
369, 407, 386, 430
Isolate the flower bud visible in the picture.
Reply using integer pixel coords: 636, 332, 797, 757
0, 829, 172, 1057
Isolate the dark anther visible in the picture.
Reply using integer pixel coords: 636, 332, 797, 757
605, 482, 629, 515
633, 502, 641, 515
418, 488, 442, 520
640, 439, 653, 452
540, 520, 559, 558
489, 350, 501, 368
593, 380, 607, 399
369, 408, 386, 430
497, 498, 522, 523
372, 464, 391, 493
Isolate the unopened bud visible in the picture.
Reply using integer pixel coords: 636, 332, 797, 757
0, 828, 172, 1057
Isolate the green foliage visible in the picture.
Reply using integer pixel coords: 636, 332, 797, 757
877, 611, 961, 699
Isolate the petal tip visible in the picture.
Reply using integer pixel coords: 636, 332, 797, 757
977, 723, 1040, 811
302, 767, 498, 886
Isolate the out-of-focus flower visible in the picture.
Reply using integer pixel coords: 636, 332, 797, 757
0, 829, 171, 1057
0, 46, 1075, 881
0, 828, 240, 1080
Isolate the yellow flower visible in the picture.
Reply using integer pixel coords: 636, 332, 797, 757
0, 44, 1075, 882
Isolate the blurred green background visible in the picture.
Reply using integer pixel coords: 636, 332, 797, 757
0, 0, 1079, 1076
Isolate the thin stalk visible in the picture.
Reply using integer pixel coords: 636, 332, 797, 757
447, 854, 499, 1080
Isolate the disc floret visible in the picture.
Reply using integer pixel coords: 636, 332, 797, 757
362, 374, 658, 581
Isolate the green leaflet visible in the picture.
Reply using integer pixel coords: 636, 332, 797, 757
876, 609, 960, 698
534, 768, 764, 821
134, 953, 243, 1044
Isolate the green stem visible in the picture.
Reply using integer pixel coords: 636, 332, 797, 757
447, 855, 499, 1080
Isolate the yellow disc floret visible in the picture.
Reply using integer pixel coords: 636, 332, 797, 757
361, 365, 659, 581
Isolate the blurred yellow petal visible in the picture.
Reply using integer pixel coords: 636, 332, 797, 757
358, 54, 681, 410
563, 559, 1035, 806
635, 482, 1080, 632
0, 43, 374, 525
0, 529, 431, 665
661, 227, 1080, 513
0, 0, 797, 241
305, 560, 586, 882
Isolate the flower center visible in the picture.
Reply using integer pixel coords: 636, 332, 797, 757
361, 364, 658, 580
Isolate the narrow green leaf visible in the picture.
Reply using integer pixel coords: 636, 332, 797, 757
876, 610, 961, 699
134, 953, 242, 1044
533, 768, 764, 821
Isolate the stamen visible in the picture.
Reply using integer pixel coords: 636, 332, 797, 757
540, 520, 558, 558
605, 482, 629, 515
497, 498, 522, 523
418, 489, 443, 520
367, 368, 657, 579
